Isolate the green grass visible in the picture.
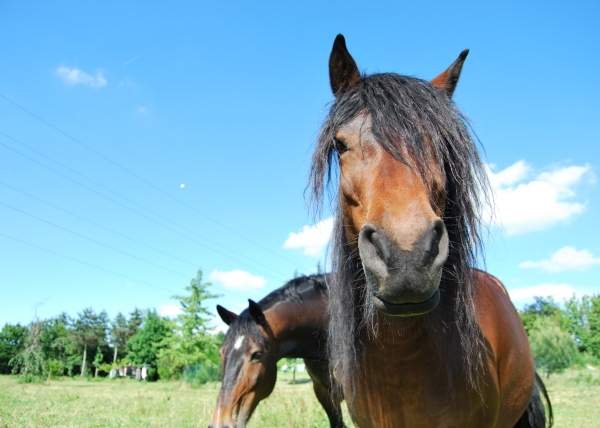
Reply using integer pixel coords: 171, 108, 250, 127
543, 367, 600, 427
0, 367, 598, 427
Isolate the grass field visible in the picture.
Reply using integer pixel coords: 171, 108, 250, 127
0, 367, 598, 427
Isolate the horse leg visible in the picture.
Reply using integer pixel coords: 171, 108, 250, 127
304, 359, 345, 428
513, 372, 553, 428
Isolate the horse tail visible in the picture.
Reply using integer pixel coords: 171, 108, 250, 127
514, 371, 553, 428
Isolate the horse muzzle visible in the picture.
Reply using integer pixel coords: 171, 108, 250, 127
358, 221, 448, 316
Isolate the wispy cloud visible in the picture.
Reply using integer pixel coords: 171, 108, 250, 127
520, 246, 600, 272
487, 161, 593, 235
209, 269, 266, 291
283, 217, 333, 257
55, 66, 107, 88
123, 49, 153, 66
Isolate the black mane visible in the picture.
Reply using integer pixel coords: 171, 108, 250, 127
310, 73, 491, 398
258, 273, 329, 310
222, 274, 330, 351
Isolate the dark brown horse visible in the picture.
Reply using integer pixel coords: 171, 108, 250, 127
309, 35, 552, 427
209, 274, 344, 428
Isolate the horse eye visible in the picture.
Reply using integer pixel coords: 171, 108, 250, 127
333, 138, 348, 154
250, 351, 262, 361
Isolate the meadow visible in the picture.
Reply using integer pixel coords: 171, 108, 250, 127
0, 368, 598, 427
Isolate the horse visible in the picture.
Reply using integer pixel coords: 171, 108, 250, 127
308, 34, 552, 427
208, 274, 345, 428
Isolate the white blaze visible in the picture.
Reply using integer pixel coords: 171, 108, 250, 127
234, 335, 245, 350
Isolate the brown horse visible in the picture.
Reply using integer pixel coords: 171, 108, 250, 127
309, 35, 551, 427
209, 274, 344, 428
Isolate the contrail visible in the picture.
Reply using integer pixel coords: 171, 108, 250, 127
123, 49, 153, 65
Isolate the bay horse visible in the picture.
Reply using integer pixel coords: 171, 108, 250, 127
209, 274, 344, 428
309, 34, 552, 427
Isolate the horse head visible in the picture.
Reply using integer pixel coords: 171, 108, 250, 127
326, 35, 470, 317
209, 300, 277, 428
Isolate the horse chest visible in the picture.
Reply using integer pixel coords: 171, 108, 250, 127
348, 344, 492, 428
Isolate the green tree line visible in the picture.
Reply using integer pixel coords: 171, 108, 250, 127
0, 270, 224, 384
519, 294, 600, 377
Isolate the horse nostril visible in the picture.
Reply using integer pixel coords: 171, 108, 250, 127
360, 224, 387, 261
427, 219, 448, 268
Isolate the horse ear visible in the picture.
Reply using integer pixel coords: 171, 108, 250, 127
216, 305, 238, 326
430, 49, 469, 98
248, 299, 268, 328
329, 34, 360, 97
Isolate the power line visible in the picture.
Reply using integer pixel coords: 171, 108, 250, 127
0, 232, 253, 301
0, 231, 178, 294
0, 201, 192, 279
0, 90, 301, 268
0, 133, 291, 281
0, 180, 200, 269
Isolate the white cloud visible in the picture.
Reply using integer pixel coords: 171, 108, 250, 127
519, 246, 600, 272
487, 161, 591, 235
508, 284, 577, 306
212, 317, 230, 333
55, 66, 107, 88
283, 217, 333, 256
209, 269, 266, 291
158, 302, 181, 317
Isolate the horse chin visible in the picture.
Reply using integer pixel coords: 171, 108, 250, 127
372, 289, 440, 316
365, 267, 441, 316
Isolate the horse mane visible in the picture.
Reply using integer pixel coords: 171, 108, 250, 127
309, 73, 491, 398
223, 274, 330, 351
258, 273, 329, 309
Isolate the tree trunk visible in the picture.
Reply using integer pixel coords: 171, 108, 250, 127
95, 366, 98, 378
81, 344, 87, 377
113, 345, 118, 364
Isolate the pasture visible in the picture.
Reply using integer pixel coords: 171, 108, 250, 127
0, 368, 598, 427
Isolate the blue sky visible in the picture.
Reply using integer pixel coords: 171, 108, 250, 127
1, 1, 598, 327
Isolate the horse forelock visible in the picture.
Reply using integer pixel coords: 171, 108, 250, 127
310, 72, 490, 400
223, 312, 269, 354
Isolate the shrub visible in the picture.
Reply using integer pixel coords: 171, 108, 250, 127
183, 363, 221, 387
530, 317, 578, 378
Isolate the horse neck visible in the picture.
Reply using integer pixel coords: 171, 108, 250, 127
263, 290, 327, 360
364, 300, 462, 367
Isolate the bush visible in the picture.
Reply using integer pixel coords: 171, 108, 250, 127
530, 317, 578, 378
571, 351, 600, 369
183, 363, 221, 387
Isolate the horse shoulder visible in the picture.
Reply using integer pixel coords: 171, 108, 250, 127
474, 270, 535, 426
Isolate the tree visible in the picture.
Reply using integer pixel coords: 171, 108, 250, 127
529, 317, 578, 378
564, 294, 600, 357
127, 308, 144, 337
0, 323, 28, 374
284, 358, 301, 384
10, 320, 46, 382
39, 315, 77, 377
110, 312, 130, 364
519, 296, 564, 334
126, 310, 170, 380
93, 345, 104, 377
157, 269, 221, 381
71, 308, 110, 376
